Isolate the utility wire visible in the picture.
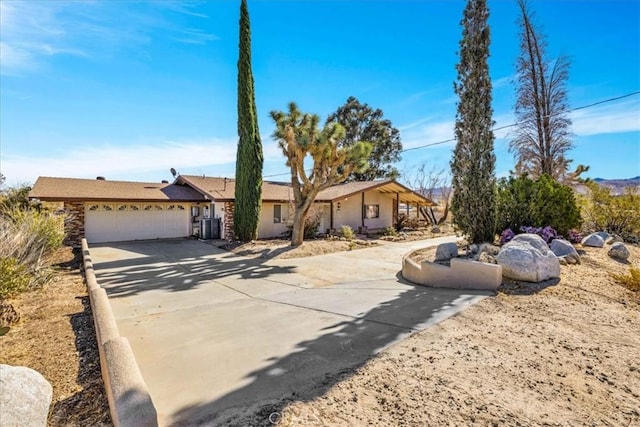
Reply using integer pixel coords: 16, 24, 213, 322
263, 90, 640, 178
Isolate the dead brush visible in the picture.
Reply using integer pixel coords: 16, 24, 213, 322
0, 209, 67, 296
611, 266, 640, 292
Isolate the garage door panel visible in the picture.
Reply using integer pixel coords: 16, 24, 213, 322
85, 203, 190, 243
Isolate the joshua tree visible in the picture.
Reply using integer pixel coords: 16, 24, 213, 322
270, 102, 371, 246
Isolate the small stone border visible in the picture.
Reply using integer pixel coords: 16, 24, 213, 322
81, 239, 158, 427
402, 249, 502, 291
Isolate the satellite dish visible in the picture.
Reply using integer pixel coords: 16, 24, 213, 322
170, 168, 177, 178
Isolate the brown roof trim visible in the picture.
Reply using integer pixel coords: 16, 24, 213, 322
316, 179, 434, 205
34, 197, 204, 203
315, 179, 394, 202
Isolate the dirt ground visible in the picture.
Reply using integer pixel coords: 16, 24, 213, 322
223, 226, 456, 260
0, 247, 111, 426
2, 240, 638, 426
272, 244, 640, 426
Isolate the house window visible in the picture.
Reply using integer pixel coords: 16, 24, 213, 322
364, 204, 380, 219
273, 204, 282, 223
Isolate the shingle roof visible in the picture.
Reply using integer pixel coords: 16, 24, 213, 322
29, 177, 206, 202
176, 175, 294, 201
28, 175, 433, 205
177, 175, 433, 205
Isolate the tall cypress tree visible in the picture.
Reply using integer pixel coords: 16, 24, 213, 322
450, 0, 497, 244
234, 0, 263, 241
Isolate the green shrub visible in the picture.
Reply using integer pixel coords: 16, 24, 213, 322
0, 184, 35, 212
581, 183, 640, 242
496, 174, 581, 236
383, 226, 397, 236
0, 257, 31, 299
340, 225, 355, 240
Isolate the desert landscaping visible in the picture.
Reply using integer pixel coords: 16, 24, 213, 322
1, 1, 639, 425
1, 232, 638, 426
270, 242, 640, 427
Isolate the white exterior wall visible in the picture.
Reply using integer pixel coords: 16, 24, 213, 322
258, 202, 290, 239
331, 190, 395, 231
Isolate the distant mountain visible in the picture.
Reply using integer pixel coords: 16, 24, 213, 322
592, 176, 640, 195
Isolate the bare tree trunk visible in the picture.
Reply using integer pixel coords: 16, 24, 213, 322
290, 197, 314, 246
437, 203, 450, 225
290, 208, 306, 246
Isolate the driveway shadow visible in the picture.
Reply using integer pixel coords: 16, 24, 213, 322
90, 240, 296, 297
168, 283, 489, 426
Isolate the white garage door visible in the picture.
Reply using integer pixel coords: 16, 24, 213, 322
85, 202, 190, 243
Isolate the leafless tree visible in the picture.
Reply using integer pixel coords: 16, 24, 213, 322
408, 163, 452, 226
511, 0, 574, 181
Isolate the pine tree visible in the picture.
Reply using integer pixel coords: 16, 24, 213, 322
450, 0, 497, 244
234, 0, 263, 241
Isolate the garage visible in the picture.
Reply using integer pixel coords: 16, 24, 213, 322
85, 202, 190, 243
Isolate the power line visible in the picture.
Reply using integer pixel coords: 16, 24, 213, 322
401, 90, 640, 153
263, 90, 640, 178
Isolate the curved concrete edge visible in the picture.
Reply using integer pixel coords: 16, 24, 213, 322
104, 337, 159, 427
81, 238, 159, 427
402, 249, 502, 291
81, 239, 100, 293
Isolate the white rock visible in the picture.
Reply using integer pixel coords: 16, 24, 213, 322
550, 239, 581, 264
435, 242, 458, 261
496, 234, 561, 282
608, 242, 630, 260
511, 233, 551, 252
0, 365, 52, 427
581, 233, 605, 248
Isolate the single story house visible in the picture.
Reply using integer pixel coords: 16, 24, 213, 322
29, 175, 433, 245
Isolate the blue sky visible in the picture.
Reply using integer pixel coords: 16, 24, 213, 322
1, 0, 639, 188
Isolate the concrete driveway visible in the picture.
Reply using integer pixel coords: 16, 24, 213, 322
89, 237, 489, 426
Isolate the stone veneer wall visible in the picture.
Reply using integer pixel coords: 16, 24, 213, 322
223, 201, 235, 241
64, 201, 85, 246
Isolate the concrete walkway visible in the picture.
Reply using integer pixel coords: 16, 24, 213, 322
89, 237, 489, 426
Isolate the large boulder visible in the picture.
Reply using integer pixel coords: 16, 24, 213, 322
581, 233, 605, 248
0, 365, 52, 427
511, 233, 550, 252
496, 234, 561, 282
435, 242, 458, 262
606, 234, 624, 245
608, 242, 630, 261
549, 239, 581, 264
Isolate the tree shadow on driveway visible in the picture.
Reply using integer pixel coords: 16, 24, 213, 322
89, 240, 297, 297
168, 280, 489, 426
